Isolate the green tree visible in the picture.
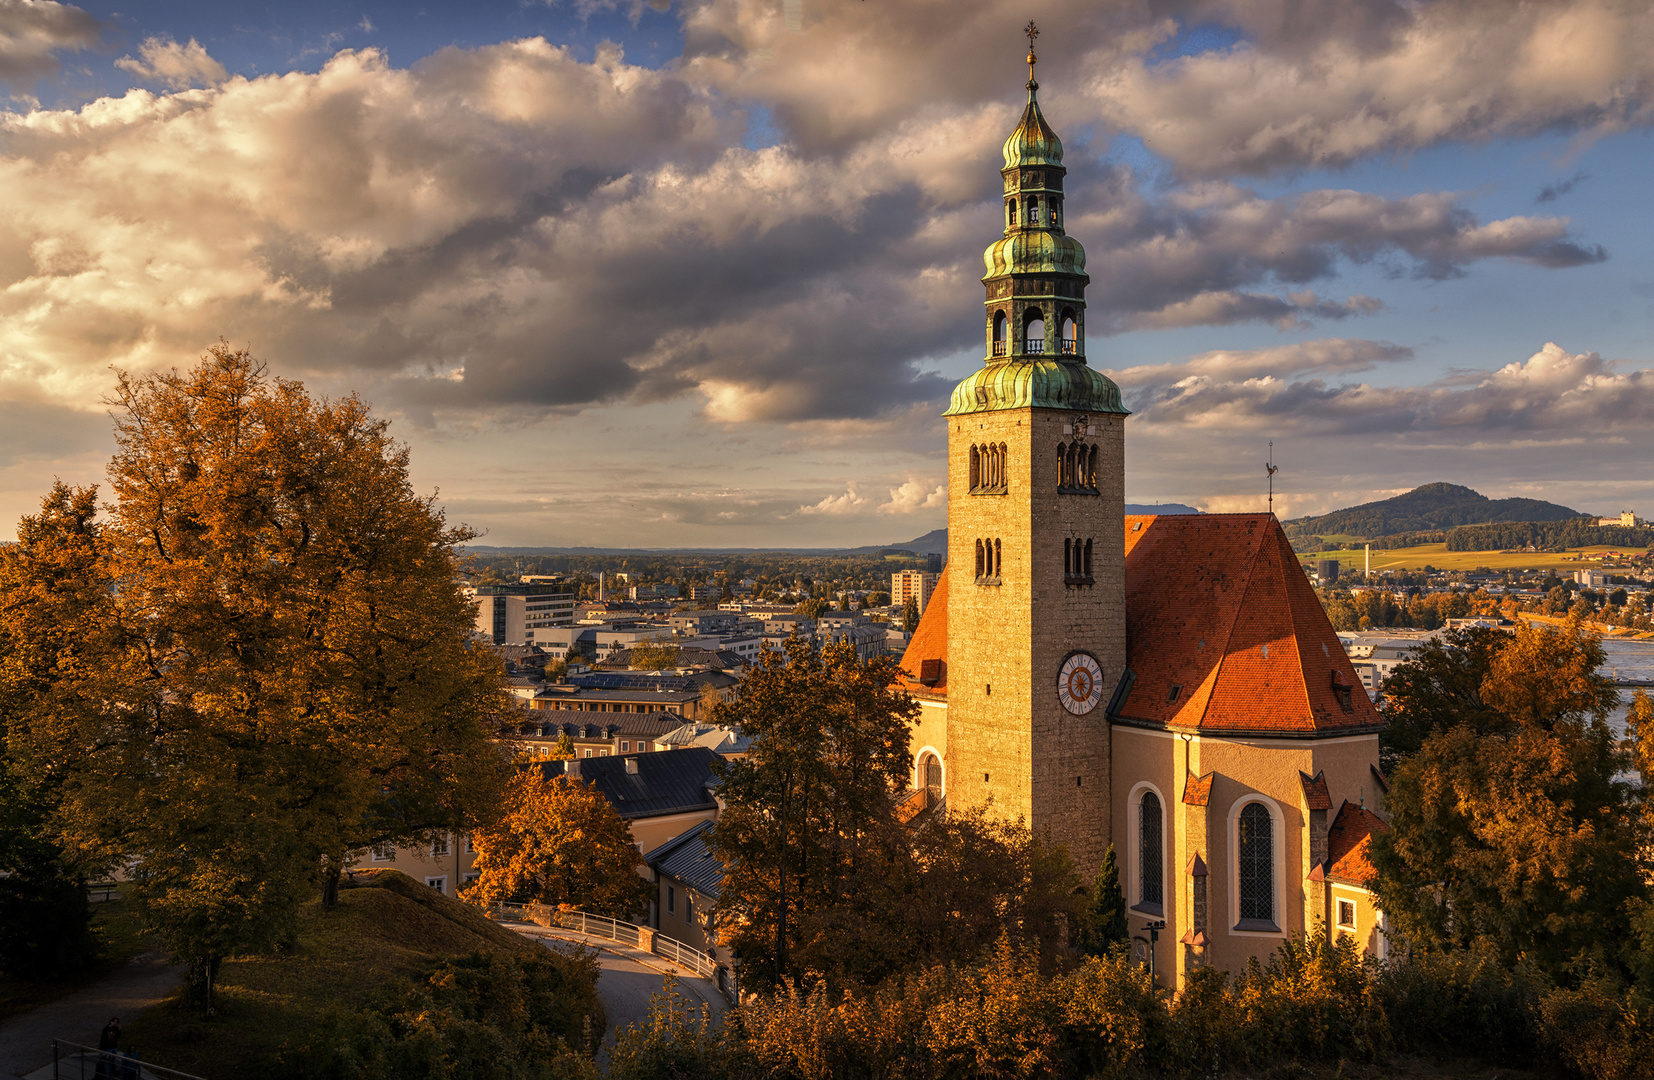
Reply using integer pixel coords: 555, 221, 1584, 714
793, 596, 828, 620
0, 347, 512, 1008
865, 591, 891, 607
467, 769, 651, 917
709, 638, 919, 986
903, 595, 921, 633
1378, 626, 1513, 772
1076, 844, 1129, 958
1371, 618, 1643, 981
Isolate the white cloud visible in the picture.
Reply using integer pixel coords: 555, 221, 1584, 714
1126, 340, 1654, 438
115, 36, 227, 89
1095, 0, 1654, 177
878, 478, 946, 514
0, 0, 99, 83
794, 483, 865, 516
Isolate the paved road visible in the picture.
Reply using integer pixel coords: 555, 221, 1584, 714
513, 926, 725, 1057
0, 956, 182, 1080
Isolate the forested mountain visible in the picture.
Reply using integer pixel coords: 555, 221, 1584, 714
1285, 483, 1580, 540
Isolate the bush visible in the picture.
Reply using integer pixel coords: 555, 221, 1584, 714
283, 948, 603, 1080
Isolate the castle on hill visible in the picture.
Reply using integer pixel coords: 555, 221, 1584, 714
897, 42, 1389, 985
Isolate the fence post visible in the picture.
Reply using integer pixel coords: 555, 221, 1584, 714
637, 926, 655, 952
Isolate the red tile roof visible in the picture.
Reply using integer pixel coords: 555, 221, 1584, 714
1300, 770, 1333, 811
1115, 514, 1383, 735
1326, 800, 1387, 887
898, 567, 948, 698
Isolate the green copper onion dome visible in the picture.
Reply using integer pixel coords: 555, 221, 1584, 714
983, 230, 1087, 277
1002, 86, 1064, 169
944, 359, 1125, 417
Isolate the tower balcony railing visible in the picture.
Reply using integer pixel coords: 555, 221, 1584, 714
1061, 338, 1078, 354
992, 341, 1007, 356
1025, 339, 1046, 354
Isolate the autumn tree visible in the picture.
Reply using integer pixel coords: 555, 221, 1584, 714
903, 595, 921, 633
1370, 618, 1644, 982
631, 642, 682, 670
467, 768, 651, 916
709, 637, 918, 985
793, 596, 829, 620
0, 346, 513, 1007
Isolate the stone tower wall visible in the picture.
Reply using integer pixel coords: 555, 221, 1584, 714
946, 405, 1125, 874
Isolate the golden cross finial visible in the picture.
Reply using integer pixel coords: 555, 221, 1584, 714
1024, 20, 1039, 87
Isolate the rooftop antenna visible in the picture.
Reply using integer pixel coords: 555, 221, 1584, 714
1266, 441, 1278, 515
1024, 20, 1039, 89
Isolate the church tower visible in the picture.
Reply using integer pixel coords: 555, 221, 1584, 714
944, 28, 1129, 873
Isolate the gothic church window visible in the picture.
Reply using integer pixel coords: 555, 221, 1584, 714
976, 538, 1002, 583
1237, 802, 1276, 928
1065, 537, 1094, 585
1138, 791, 1164, 913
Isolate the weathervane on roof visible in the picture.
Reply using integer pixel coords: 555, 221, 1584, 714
1266, 441, 1278, 515
1024, 20, 1039, 89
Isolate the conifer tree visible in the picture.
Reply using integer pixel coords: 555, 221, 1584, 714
1076, 844, 1129, 958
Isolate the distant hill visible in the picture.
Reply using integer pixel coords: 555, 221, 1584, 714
1285, 483, 1581, 540
1125, 502, 1203, 516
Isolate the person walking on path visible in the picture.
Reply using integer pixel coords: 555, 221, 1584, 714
94, 1017, 121, 1080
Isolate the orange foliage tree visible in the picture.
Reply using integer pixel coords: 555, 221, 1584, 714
467, 769, 652, 917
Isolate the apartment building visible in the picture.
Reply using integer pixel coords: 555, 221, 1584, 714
471, 583, 576, 645
891, 569, 939, 614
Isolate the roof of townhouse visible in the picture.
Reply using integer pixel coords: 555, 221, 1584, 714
657, 723, 751, 755
517, 711, 687, 740
644, 819, 724, 899
548, 745, 720, 820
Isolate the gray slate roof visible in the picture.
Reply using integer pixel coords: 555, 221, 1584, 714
545, 745, 719, 820
645, 819, 724, 900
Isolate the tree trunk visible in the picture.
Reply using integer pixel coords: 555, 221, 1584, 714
321, 858, 342, 909
185, 953, 221, 1014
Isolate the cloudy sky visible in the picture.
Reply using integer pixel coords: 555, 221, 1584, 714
1, 0, 1651, 547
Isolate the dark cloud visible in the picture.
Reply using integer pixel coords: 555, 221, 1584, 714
1536, 172, 1590, 203
0, 0, 101, 83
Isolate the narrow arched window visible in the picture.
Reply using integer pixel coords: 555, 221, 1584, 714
999, 443, 1008, 487
1050, 198, 1061, 227
975, 539, 985, 579
1139, 791, 1163, 910
969, 445, 980, 491
993, 538, 1002, 578
1030, 196, 1041, 225
1025, 311, 1045, 354
1008, 199, 1018, 227
1060, 314, 1077, 355
992, 311, 1008, 357
1238, 803, 1275, 925
1063, 537, 1072, 576
1088, 446, 1099, 490
1055, 442, 1067, 487
1084, 539, 1093, 577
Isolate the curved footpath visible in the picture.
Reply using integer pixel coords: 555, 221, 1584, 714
512, 925, 727, 1057
0, 956, 183, 1080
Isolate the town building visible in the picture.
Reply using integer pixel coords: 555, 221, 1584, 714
892, 569, 940, 615
470, 583, 576, 645
895, 54, 1389, 986
646, 820, 722, 953
547, 745, 722, 853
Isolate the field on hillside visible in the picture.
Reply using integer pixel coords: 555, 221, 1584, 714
125, 870, 602, 1079
1298, 543, 1650, 573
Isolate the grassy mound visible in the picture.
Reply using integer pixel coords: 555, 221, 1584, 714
126, 870, 601, 1079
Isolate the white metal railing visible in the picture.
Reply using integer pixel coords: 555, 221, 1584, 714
479, 902, 729, 999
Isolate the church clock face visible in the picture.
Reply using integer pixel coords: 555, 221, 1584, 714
1058, 652, 1105, 715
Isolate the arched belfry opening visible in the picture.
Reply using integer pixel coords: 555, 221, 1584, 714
1024, 309, 1045, 354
